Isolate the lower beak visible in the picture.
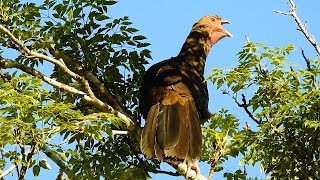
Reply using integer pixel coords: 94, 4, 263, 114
221, 19, 232, 37
223, 29, 233, 37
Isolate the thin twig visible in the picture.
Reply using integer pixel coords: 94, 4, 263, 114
233, 94, 261, 124
154, 169, 180, 176
301, 48, 312, 70
300, 48, 318, 89
273, 0, 320, 55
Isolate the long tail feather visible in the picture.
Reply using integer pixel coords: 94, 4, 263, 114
141, 89, 202, 161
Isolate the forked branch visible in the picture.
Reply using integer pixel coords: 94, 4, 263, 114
273, 0, 320, 55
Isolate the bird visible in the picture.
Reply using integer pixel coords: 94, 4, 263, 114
139, 15, 232, 177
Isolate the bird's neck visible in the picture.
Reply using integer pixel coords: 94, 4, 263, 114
177, 31, 212, 76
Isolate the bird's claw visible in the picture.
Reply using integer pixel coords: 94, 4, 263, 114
186, 160, 201, 180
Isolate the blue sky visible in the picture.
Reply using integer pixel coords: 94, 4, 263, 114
3, 0, 320, 179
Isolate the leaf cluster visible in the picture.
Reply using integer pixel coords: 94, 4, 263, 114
208, 42, 320, 179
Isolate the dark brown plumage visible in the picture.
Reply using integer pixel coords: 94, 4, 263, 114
139, 15, 231, 174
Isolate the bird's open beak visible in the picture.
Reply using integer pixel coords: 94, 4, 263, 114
221, 19, 233, 37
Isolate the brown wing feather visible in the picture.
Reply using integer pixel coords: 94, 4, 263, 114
140, 104, 160, 159
186, 100, 202, 159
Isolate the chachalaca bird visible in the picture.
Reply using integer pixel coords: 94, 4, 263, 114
139, 15, 232, 177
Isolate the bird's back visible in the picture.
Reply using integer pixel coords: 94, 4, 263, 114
139, 57, 209, 121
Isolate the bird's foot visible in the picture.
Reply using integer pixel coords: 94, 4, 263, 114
186, 160, 201, 180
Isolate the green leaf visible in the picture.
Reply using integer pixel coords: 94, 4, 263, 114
104, 1, 117, 5
133, 35, 146, 40
39, 159, 51, 170
33, 165, 40, 177
73, 7, 81, 17
67, 8, 73, 20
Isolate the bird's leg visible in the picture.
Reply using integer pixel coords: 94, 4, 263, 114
186, 160, 201, 179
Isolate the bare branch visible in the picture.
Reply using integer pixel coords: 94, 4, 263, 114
272, 10, 290, 16
0, 145, 36, 179
273, 0, 320, 55
0, 165, 17, 178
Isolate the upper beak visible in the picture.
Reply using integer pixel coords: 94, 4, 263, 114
220, 19, 232, 37
221, 19, 231, 25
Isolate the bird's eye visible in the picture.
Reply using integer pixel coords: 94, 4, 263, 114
211, 18, 215, 21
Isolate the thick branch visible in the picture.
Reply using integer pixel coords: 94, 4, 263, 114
0, 58, 138, 131
19, 142, 36, 180
273, 0, 320, 55
50, 49, 124, 113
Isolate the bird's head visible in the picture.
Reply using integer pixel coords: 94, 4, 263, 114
192, 15, 232, 44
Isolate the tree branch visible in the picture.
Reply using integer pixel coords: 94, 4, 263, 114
0, 58, 139, 131
301, 48, 312, 70
0, 70, 11, 82
0, 24, 141, 132
41, 144, 79, 180
301, 48, 318, 89
273, 0, 320, 55
154, 169, 180, 176
0, 164, 17, 178
49, 49, 125, 114
0, 24, 98, 97
19, 142, 36, 179
233, 94, 261, 124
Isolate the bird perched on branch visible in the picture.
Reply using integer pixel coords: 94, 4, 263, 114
139, 15, 232, 177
